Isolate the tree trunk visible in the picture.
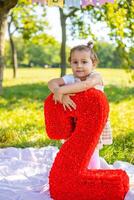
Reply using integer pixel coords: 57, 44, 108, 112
8, 22, 18, 78
0, 0, 18, 93
59, 8, 67, 77
0, 13, 8, 94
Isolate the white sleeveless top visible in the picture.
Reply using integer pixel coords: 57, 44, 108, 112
62, 71, 113, 150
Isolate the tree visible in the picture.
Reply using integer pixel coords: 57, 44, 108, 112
101, 0, 134, 71
0, 0, 18, 93
96, 42, 115, 68
59, 1, 134, 76
5, 34, 66, 68
59, 8, 78, 76
8, 0, 48, 78
27, 34, 62, 66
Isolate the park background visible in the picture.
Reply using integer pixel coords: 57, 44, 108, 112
0, 0, 134, 165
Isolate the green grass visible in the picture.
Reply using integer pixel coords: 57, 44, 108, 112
0, 68, 134, 164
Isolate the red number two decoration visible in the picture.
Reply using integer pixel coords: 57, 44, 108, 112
44, 89, 129, 200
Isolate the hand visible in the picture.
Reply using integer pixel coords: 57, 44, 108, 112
53, 87, 63, 104
62, 94, 76, 111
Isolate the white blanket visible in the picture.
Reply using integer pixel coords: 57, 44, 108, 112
0, 146, 133, 200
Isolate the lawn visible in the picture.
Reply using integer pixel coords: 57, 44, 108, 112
0, 67, 133, 164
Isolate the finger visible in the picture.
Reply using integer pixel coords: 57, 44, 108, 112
63, 104, 66, 111
69, 94, 76, 96
65, 103, 72, 111
70, 104, 76, 110
68, 96, 76, 103
59, 100, 62, 104
63, 99, 75, 109
69, 98, 76, 105
59, 97, 62, 104
68, 100, 76, 109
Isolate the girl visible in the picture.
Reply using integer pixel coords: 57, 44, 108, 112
48, 41, 112, 169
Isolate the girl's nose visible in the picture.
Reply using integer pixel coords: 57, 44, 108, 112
77, 62, 81, 68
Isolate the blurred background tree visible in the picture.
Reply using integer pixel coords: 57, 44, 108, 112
67, 0, 134, 72
0, 0, 18, 93
7, 0, 48, 78
4, 37, 134, 70
0, 0, 134, 93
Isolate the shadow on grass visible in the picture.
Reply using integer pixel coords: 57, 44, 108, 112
0, 138, 62, 149
0, 83, 50, 109
105, 85, 134, 103
0, 83, 133, 108
2, 83, 50, 100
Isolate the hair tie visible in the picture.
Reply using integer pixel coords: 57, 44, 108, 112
90, 43, 94, 49
87, 42, 94, 49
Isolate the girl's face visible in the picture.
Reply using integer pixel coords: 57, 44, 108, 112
70, 50, 94, 81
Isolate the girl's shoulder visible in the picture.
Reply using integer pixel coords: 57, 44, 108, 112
89, 70, 102, 77
62, 74, 75, 84
88, 71, 104, 86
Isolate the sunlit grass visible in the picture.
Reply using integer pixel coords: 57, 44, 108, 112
0, 67, 134, 164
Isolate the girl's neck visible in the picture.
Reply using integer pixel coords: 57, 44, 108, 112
74, 71, 94, 81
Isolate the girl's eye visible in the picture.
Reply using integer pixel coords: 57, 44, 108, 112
73, 61, 78, 64
83, 61, 88, 64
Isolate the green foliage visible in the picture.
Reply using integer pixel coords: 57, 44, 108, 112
8, 0, 48, 40
96, 42, 115, 68
104, 0, 134, 41
95, 41, 134, 68
5, 35, 62, 67
67, 9, 96, 40
5, 37, 134, 69
66, 0, 134, 71
27, 42, 60, 66
0, 68, 133, 164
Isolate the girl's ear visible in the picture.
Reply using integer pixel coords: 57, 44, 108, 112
92, 62, 96, 69
93, 59, 98, 68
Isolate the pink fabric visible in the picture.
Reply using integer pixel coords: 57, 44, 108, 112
81, 0, 93, 7
81, 0, 114, 6
99, 0, 114, 5
87, 149, 100, 169
32, 0, 47, 4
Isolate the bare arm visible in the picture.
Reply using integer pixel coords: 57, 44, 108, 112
48, 78, 65, 93
48, 78, 76, 106
58, 73, 102, 95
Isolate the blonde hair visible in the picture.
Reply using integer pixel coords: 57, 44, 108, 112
68, 41, 99, 67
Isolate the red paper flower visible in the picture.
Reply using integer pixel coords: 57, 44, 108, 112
44, 88, 129, 200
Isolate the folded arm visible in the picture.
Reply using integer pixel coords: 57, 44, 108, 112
47, 73, 102, 109
48, 78, 65, 93
58, 73, 102, 95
